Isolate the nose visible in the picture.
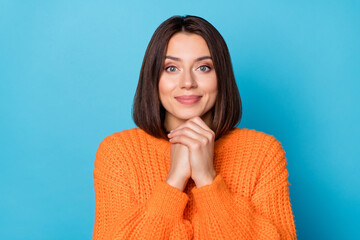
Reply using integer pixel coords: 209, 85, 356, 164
179, 68, 197, 89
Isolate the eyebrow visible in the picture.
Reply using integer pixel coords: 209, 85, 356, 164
165, 56, 212, 62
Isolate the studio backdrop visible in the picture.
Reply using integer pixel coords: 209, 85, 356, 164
0, 0, 359, 239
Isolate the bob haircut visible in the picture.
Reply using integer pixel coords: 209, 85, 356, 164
132, 15, 242, 141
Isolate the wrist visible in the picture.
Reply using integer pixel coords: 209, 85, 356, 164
193, 170, 216, 188
166, 175, 189, 191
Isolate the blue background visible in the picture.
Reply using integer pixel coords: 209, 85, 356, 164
1, 0, 359, 239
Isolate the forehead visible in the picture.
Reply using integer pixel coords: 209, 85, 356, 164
165, 32, 211, 57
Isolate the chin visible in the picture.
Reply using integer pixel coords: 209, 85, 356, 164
173, 111, 206, 121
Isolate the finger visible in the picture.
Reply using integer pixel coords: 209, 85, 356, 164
170, 116, 207, 133
186, 119, 214, 140
169, 134, 202, 150
169, 126, 208, 144
170, 121, 213, 142
189, 116, 212, 131
186, 119, 215, 141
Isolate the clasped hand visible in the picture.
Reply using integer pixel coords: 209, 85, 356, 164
167, 116, 217, 188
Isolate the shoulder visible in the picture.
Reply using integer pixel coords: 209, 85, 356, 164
97, 128, 148, 149
94, 128, 149, 168
226, 127, 278, 141
103, 127, 145, 139
226, 128, 287, 170
238, 128, 287, 167
100, 128, 147, 144
225, 127, 284, 152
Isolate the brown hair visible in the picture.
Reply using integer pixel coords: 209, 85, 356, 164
132, 15, 242, 140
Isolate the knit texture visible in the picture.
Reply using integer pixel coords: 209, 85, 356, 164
92, 127, 297, 239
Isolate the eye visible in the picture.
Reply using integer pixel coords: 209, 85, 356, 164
198, 65, 211, 72
165, 66, 178, 72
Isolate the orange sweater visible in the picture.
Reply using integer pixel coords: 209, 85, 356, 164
92, 127, 297, 239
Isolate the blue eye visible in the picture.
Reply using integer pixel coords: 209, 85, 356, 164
198, 65, 211, 72
165, 66, 178, 72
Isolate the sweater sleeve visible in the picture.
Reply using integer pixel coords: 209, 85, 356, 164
190, 137, 297, 240
92, 135, 193, 240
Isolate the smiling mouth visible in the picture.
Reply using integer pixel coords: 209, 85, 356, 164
175, 95, 202, 105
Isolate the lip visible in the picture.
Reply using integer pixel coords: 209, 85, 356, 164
175, 95, 202, 105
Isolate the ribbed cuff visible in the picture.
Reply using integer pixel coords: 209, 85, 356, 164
146, 181, 189, 219
191, 174, 232, 215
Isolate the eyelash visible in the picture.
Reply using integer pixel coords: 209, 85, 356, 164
164, 65, 212, 72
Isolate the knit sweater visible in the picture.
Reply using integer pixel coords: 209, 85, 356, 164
92, 127, 297, 239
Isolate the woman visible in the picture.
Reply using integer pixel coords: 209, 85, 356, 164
93, 15, 297, 239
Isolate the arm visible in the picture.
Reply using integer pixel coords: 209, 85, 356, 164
92, 135, 193, 240
191, 137, 297, 240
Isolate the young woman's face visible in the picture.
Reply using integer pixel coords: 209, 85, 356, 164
158, 32, 218, 130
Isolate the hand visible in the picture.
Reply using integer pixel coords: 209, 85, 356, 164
167, 116, 217, 188
166, 143, 191, 191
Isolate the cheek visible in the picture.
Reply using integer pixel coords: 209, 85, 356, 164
158, 82, 166, 99
159, 78, 176, 95
210, 73, 218, 91
207, 77, 218, 103
158, 78, 175, 104
210, 80, 218, 93
200, 75, 218, 94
